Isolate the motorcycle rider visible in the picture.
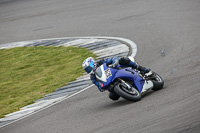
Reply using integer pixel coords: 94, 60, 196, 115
82, 57, 150, 100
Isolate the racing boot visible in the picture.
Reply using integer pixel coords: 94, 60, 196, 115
137, 65, 150, 74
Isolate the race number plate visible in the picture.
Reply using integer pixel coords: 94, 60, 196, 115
105, 68, 112, 79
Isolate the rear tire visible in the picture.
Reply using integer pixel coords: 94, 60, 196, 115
114, 83, 141, 102
151, 72, 164, 91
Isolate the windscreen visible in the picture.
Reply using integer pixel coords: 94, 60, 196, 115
95, 67, 102, 78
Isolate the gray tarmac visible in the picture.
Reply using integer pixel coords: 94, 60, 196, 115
0, 0, 200, 133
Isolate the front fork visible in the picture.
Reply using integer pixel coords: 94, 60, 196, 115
118, 78, 131, 90
116, 78, 138, 95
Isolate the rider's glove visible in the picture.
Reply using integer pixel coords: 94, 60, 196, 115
90, 74, 104, 92
90, 74, 96, 83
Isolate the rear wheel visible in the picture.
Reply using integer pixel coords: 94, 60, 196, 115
114, 82, 141, 102
151, 72, 164, 91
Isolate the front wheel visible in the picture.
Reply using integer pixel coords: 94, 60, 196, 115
114, 83, 141, 102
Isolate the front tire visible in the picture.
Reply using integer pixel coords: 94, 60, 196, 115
114, 83, 141, 102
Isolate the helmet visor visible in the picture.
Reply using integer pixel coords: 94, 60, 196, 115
84, 66, 93, 73
84, 61, 94, 73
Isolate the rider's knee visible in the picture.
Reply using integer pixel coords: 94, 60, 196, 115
119, 57, 131, 65
109, 92, 120, 101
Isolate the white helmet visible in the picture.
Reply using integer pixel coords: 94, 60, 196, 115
82, 57, 95, 73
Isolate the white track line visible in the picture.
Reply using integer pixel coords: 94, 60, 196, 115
0, 36, 137, 57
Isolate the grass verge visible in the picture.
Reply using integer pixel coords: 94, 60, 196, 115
0, 46, 97, 118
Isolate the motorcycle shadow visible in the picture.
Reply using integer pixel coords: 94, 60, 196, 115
95, 90, 157, 111
107, 90, 155, 108
98, 99, 134, 110
141, 90, 154, 98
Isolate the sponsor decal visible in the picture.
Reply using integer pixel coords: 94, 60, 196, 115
105, 68, 112, 79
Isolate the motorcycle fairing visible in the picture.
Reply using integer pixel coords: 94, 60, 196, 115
95, 64, 118, 89
95, 65, 107, 82
96, 63, 145, 93
111, 68, 145, 93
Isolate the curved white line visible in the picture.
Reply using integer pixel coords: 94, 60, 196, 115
0, 85, 94, 128
0, 36, 137, 57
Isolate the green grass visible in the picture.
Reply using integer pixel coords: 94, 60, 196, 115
0, 46, 97, 118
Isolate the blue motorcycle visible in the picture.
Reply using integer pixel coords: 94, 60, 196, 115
95, 63, 164, 101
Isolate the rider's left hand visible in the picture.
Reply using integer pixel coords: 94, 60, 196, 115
90, 74, 96, 82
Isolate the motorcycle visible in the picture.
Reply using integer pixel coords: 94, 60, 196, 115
94, 63, 164, 101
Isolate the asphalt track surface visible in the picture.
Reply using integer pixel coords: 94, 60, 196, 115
0, 0, 200, 133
